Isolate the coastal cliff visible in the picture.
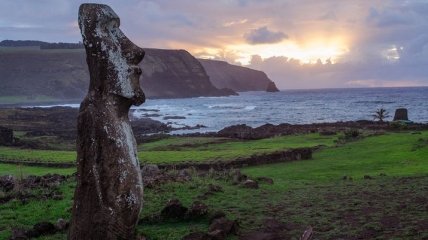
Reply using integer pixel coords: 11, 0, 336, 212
199, 59, 279, 92
140, 48, 236, 98
0, 44, 236, 102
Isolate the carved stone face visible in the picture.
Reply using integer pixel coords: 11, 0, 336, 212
78, 4, 145, 105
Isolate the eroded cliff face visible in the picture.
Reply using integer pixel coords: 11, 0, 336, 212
199, 59, 279, 92
0, 48, 88, 99
140, 49, 236, 98
0, 43, 236, 102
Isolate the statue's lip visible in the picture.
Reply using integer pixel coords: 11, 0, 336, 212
130, 65, 142, 75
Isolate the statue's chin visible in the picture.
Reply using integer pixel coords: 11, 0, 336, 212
131, 94, 145, 106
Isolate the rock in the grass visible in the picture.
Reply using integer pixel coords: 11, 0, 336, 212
25, 222, 56, 238
0, 175, 15, 192
393, 108, 409, 121
188, 201, 208, 218
54, 218, 69, 231
208, 217, 239, 235
231, 169, 248, 184
256, 177, 274, 185
161, 199, 188, 219
178, 168, 193, 180
0, 126, 14, 146
242, 179, 259, 189
207, 229, 226, 240
10, 228, 28, 240
208, 184, 223, 193
182, 232, 212, 240
364, 175, 373, 180
141, 164, 160, 177
209, 211, 226, 224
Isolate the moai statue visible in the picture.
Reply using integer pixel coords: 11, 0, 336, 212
69, 4, 145, 239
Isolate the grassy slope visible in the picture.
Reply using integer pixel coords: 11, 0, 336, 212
0, 133, 339, 164
0, 131, 427, 239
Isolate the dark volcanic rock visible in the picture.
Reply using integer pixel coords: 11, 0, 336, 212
208, 217, 239, 235
242, 179, 259, 189
0, 126, 14, 146
182, 232, 212, 240
161, 199, 188, 219
199, 59, 279, 92
69, 4, 144, 240
188, 201, 209, 218
393, 108, 409, 121
0, 175, 15, 192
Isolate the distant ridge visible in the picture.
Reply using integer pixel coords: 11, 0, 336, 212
199, 59, 279, 92
0, 40, 276, 104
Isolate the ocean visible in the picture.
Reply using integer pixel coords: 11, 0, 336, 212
36, 87, 428, 134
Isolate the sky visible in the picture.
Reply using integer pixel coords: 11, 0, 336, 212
1, 0, 428, 89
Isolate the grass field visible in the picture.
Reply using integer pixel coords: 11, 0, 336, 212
0, 131, 427, 239
0, 133, 339, 164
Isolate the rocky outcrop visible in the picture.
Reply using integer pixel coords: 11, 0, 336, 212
266, 81, 280, 92
141, 49, 237, 98
0, 126, 14, 146
199, 59, 279, 92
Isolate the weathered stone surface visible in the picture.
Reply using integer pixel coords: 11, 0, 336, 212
393, 108, 409, 121
161, 199, 188, 219
241, 179, 259, 189
0, 126, 14, 146
0, 175, 14, 192
69, 4, 145, 240
188, 201, 209, 218
182, 232, 212, 240
208, 217, 239, 235
141, 164, 160, 177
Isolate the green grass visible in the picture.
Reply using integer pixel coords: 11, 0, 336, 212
0, 131, 427, 239
0, 134, 339, 164
0, 163, 75, 177
243, 131, 428, 187
0, 147, 76, 163
140, 133, 338, 164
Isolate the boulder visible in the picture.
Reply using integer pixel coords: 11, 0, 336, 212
0, 175, 15, 192
188, 201, 208, 218
393, 108, 409, 121
161, 199, 188, 219
10, 228, 28, 240
182, 232, 212, 240
26, 222, 56, 238
208, 217, 239, 235
0, 126, 14, 146
242, 179, 259, 189
141, 164, 160, 177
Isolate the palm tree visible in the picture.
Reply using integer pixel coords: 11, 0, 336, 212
373, 108, 389, 122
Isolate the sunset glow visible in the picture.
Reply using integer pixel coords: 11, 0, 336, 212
190, 35, 350, 65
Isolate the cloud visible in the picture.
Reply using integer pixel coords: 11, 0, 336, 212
0, 0, 427, 89
244, 26, 288, 44
366, 7, 412, 28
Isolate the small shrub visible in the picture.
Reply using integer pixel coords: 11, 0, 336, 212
389, 121, 408, 130
372, 108, 389, 122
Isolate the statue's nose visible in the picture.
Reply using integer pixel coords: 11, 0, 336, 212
122, 39, 145, 65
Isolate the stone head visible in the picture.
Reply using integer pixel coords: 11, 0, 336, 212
78, 4, 145, 105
